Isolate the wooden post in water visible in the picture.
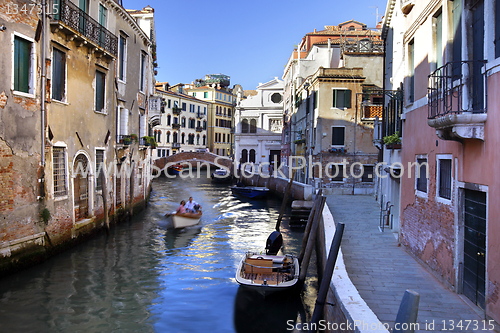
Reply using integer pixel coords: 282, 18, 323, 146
275, 170, 296, 232
298, 197, 319, 263
308, 223, 345, 333
299, 196, 326, 283
129, 166, 134, 219
101, 171, 110, 234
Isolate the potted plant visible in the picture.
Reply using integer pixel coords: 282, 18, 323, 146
383, 131, 402, 149
130, 134, 138, 142
122, 136, 132, 145
330, 147, 346, 154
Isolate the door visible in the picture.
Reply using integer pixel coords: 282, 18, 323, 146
471, 0, 484, 112
73, 154, 89, 220
269, 150, 281, 169
78, 0, 88, 34
462, 189, 486, 309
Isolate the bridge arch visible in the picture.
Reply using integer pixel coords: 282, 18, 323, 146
154, 152, 234, 173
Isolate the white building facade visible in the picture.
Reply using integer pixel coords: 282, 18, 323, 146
234, 78, 284, 170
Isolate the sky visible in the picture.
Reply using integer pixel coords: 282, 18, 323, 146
124, 0, 389, 90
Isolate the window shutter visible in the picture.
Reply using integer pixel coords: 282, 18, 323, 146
332, 127, 345, 146
345, 90, 351, 108
14, 37, 30, 93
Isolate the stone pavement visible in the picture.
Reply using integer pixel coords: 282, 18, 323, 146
325, 194, 493, 333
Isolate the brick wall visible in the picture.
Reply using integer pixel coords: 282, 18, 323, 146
0, 139, 14, 213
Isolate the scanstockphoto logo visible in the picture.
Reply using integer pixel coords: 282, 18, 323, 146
71, 156, 429, 182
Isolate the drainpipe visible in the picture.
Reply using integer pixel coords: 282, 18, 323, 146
40, 0, 47, 199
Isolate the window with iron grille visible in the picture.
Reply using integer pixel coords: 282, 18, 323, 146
330, 165, 344, 182
95, 149, 104, 192
416, 157, 428, 193
331, 127, 345, 146
362, 165, 374, 183
53, 147, 67, 197
438, 158, 452, 200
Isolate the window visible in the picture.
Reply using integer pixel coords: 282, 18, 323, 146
250, 119, 257, 133
202, 135, 206, 145
452, 0, 462, 75
249, 149, 256, 163
242, 119, 249, 133
182, 102, 186, 111
204, 92, 208, 98
332, 89, 351, 108
95, 149, 104, 191
416, 157, 428, 193
203, 120, 207, 129
330, 165, 344, 182
98, 4, 107, 45
119, 107, 129, 136
181, 117, 186, 128
362, 165, 374, 183
166, 132, 170, 143
13, 35, 34, 95
53, 147, 67, 197
408, 39, 415, 103
241, 149, 248, 163
168, 99, 171, 108
118, 35, 127, 81
95, 71, 106, 112
438, 158, 452, 200
140, 52, 146, 92
331, 127, 345, 146
434, 9, 443, 70
496, 0, 500, 58
271, 93, 282, 104
181, 133, 185, 144
167, 114, 171, 126
204, 107, 207, 115
52, 48, 66, 102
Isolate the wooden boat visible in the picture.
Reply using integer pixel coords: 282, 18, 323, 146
171, 212, 202, 229
235, 252, 299, 295
231, 185, 269, 199
211, 169, 231, 183
167, 164, 183, 175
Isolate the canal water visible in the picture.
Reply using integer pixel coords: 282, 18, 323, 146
0, 170, 318, 333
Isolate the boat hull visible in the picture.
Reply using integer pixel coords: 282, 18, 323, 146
231, 186, 269, 199
172, 213, 202, 229
235, 253, 299, 296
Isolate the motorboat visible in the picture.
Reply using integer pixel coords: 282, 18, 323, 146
235, 252, 300, 296
231, 185, 269, 199
211, 169, 232, 183
167, 164, 183, 175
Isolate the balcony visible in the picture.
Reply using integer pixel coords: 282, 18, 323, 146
172, 107, 182, 115
363, 104, 383, 119
172, 142, 181, 149
172, 123, 181, 129
50, 0, 117, 58
196, 126, 203, 132
428, 60, 487, 142
196, 112, 203, 119
117, 135, 132, 145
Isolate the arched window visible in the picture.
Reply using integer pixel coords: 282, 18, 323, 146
223, 133, 226, 143
241, 119, 249, 133
196, 134, 200, 145
181, 117, 186, 128
202, 135, 206, 146
167, 114, 171, 126
188, 134, 194, 145
349, 26, 355, 31
250, 119, 257, 133
228, 108, 232, 117
197, 120, 200, 128
249, 149, 256, 163
241, 149, 248, 163
173, 132, 178, 143
216, 106, 219, 115
224, 107, 226, 116
203, 120, 207, 129
157, 130, 162, 143
166, 132, 170, 143
73, 154, 89, 220
181, 132, 185, 144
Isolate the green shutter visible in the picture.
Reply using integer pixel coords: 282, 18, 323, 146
332, 90, 337, 108
14, 37, 31, 93
95, 71, 105, 111
345, 90, 351, 108
52, 48, 65, 101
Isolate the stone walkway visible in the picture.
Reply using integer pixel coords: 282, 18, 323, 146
325, 194, 492, 333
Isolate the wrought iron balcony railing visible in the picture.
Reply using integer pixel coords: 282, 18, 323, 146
196, 126, 203, 132
172, 107, 182, 115
172, 123, 181, 129
428, 60, 487, 120
51, 0, 118, 57
172, 142, 181, 148
117, 135, 132, 145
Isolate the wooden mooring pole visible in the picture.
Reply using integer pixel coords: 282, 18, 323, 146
298, 196, 326, 284
298, 190, 322, 263
308, 222, 345, 333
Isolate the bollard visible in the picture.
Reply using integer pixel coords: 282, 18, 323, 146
393, 289, 420, 333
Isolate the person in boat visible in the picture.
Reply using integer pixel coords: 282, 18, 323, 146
176, 200, 186, 214
185, 197, 201, 213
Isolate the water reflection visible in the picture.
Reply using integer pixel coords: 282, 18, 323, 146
0, 170, 316, 332
234, 287, 307, 333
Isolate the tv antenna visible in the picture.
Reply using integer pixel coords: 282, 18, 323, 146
370, 6, 382, 26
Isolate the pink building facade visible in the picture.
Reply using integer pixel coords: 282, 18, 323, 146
383, 0, 500, 323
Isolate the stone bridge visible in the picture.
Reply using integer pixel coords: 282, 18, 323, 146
154, 152, 234, 172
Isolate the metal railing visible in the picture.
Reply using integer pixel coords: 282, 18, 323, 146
52, 0, 118, 56
428, 60, 487, 119
117, 135, 132, 145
